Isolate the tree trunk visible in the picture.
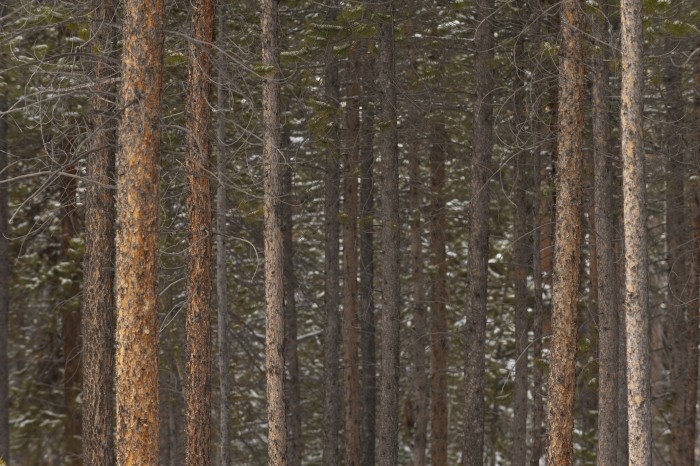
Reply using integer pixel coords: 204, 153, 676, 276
429, 121, 448, 466
261, 0, 286, 462
359, 48, 377, 466
545, 0, 585, 463
343, 39, 362, 466
0, 0, 9, 461
462, 0, 494, 464
282, 139, 302, 466
185, 0, 214, 463
322, 3, 341, 464
82, 0, 116, 463
616, 208, 629, 466
620, 0, 652, 462
114, 0, 164, 463
511, 34, 529, 466
376, 2, 400, 464
663, 37, 690, 466
591, 3, 619, 463
216, 4, 232, 465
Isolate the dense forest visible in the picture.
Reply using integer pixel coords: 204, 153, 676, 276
0, 0, 698, 464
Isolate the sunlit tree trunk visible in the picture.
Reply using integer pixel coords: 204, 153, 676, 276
545, 0, 585, 463
620, 0, 652, 462
115, 0, 165, 463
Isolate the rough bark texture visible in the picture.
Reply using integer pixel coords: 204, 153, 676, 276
429, 121, 448, 466
511, 35, 529, 466
216, 5, 232, 464
185, 0, 214, 464
462, 0, 494, 464
591, 3, 619, 463
343, 40, 362, 466
544, 0, 585, 464
261, 0, 287, 462
359, 49, 376, 466
322, 3, 341, 463
0, 0, 9, 461
615, 209, 630, 466
620, 0, 652, 462
664, 38, 690, 466
115, 0, 165, 464
377, 3, 400, 464
82, 0, 116, 464
282, 143, 302, 466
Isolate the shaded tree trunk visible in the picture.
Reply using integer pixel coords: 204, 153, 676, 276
545, 0, 585, 463
343, 39, 362, 466
616, 208, 629, 466
0, 0, 9, 461
261, 0, 286, 462
82, 0, 116, 463
591, 3, 619, 463
359, 48, 377, 466
429, 121, 448, 466
511, 34, 529, 466
114, 0, 165, 463
185, 0, 214, 463
620, 0, 652, 462
216, 4, 232, 465
321, 3, 341, 464
376, 2, 400, 464
282, 137, 302, 466
462, 0, 495, 464
663, 37, 690, 466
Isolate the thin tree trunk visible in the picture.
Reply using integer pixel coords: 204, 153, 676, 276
216, 4, 232, 465
511, 34, 529, 466
376, 2, 400, 464
591, 3, 619, 463
114, 0, 164, 463
359, 49, 377, 466
545, 0, 585, 463
620, 0, 652, 462
664, 37, 690, 466
322, 3, 341, 464
261, 0, 286, 462
0, 0, 10, 460
185, 0, 214, 463
82, 0, 116, 463
282, 140, 302, 466
429, 121, 448, 466
616, 208, 629, 466
343, 39, 362, 466
462, 0, 494, 463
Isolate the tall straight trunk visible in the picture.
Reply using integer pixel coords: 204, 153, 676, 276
59, 140, 82, 466
82, 0, 116, 464
261, 0, 286, 462
343, 40, 362, 466
216, 4, 232, 465
664, 38, 690, 466
115, 0, 165, 463
408, 104, 427, 466
185, 0, 214, 464
545, 0, 585, 463
591, 3, 619, 463
685, 54, 700, 466
616, 208, 629, 466
511, 35, 529, 466
376, 3, 400, 464
282, 143, 302, 466
359, 50, 377, 466
0, 0, 9, 461
429, 121, 448, 466
462, 0, 494, 464
620, 0, 652, 462
321, 3, 341, 464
